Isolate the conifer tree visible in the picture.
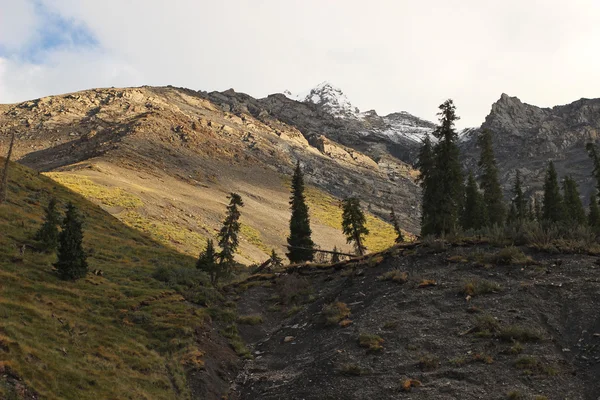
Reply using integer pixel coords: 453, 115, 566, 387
462, 172, 487, 230
416, 134, 434, 185
534, 198, 542, 222
542, 161, 564, 224
506, 203, 518, 225
54, 203, 88, 280
511, 170, 527, 222
526, 200, 536, 222
286, 162, 315, 263
216, 193, 244, 283
478, 129, 505, 226
0, 133, 15, 205
588, 192, 600, 233
197, 239, 218, 285
341, 197, 369, 255
390, 207, 405, 243
331, 246, 341, 263
562, 176, 586, 226
35, 197, 61, 252
421, 100, 464, 236
586, 143, 600, 194
269, 249, 283, 268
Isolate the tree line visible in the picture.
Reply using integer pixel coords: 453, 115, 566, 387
418, 99, 600, 237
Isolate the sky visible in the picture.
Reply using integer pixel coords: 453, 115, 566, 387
1, 0, 600, 127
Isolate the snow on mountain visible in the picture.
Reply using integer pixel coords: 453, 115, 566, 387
374, 111, 436, 143
284, 82, 360, 118
284, 82, 440, 143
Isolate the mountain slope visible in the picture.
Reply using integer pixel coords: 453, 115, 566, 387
229, 244, 600, 399
0, 160, 237, 399
0, 86, 418, 264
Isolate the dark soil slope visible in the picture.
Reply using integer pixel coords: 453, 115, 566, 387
229, 244, 600, 399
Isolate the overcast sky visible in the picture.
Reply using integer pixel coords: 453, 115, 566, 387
1, 0, 599, 127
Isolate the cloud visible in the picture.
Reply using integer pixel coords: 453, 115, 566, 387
1, 0, 600, 127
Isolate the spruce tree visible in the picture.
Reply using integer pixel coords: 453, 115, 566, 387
507, 203, 518, 225
416, 134, 434, 185
478, 129, 505, 226
197, 239, 218, 285
462, 172, 487, 230
542, 161, 564, 224
562, 176, 586, 226
390, 207, 405, 243
421, 100, 464, 236
35, 197, 61, 252
216, 193, 244, 283
534, 198, 542, 222
54, 203, 88, 280
586, 143, 600, 194
588, 192, 600, 233
511, 170, 527, 222
341, 197, 369, 255
0, 133, 15, 204
286, 163, 315, 263
269, 249, 283, 268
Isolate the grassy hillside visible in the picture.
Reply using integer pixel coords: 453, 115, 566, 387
0, 161, 236, 399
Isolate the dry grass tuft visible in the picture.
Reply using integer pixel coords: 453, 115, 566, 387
378, 269, 408, 283
358, 333, 384, 352
323, 302, 351, 326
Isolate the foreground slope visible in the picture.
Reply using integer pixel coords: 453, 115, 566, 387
229, 243, 600, 399
0, 160, 237, 399
0, 86, 416, 263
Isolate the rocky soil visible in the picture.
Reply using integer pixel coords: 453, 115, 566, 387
228, 244, 600, 399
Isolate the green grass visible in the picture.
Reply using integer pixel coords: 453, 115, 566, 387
120, 210, 209, 257
0, 161, 228, 399
45, 172, 144, 209
240, 223, 270, 254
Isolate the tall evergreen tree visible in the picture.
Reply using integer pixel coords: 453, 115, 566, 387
586, 143, 600, 194
478, 129, 505, 226
35, 197, 61, 252
511, 170, 527, 222
421, 100, 464, 236
416, 135, 434, 185
588, 192, 600, 233
562, 176, 586, 225
534, 198, 542, 222
54, 203, 88, 280
216, 193, 244, 283
542, 161, 564, 224
0, 133, 15, 204
197, 239, 218, 285
341, 197, 369, 256
462, 172, 487, 230
390, 207, 405, 243
286, 163, 315, 263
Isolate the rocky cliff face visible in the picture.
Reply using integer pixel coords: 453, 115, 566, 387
460, 94, 600, 202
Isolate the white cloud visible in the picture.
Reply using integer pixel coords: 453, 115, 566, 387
0, 0, 38, 50
1, 0, 600, 127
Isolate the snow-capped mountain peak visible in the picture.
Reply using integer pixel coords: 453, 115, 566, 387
284, 82, 360, 118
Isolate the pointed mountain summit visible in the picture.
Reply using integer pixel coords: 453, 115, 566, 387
284, 82, 360, 118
